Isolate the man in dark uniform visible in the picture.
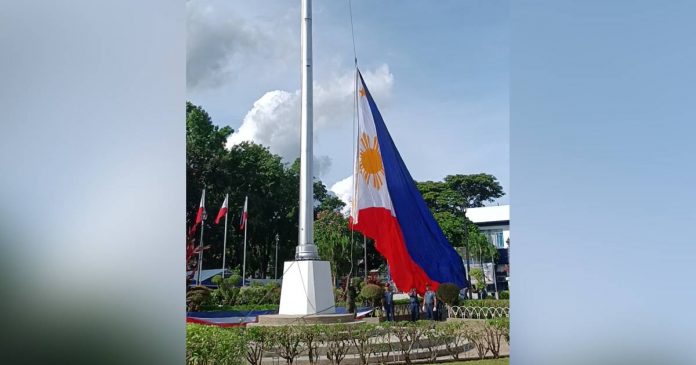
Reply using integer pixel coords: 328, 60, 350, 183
423, 283, 437, 320
408, 287, 420, 322
382, 282, 395, 321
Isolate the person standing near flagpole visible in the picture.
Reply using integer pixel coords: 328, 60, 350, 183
195, 189, 206, 286
240, 196, 248, 287
215, 194, 229, 279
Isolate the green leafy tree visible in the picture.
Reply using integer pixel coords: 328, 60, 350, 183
314, 209, 350, 286
444, 173, 504, 208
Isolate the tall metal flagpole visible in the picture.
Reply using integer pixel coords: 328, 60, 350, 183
221, 193, 229, 279
242, 196, 248, 286
275, 234, 279, 279
277, 0, 336, 316
296, 0, 319, 260
197, 190, 206, 286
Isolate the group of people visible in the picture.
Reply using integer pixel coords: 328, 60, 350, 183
381, 282, 444, 322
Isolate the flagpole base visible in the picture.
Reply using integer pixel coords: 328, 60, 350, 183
279, 260, 336, 315
295, 244, 320, 261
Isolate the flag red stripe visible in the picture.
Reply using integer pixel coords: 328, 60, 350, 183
215, 207, 228, 225
350, 207, 438, 295
240, 212, 247, 230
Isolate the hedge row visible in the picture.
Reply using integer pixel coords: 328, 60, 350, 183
186, 319, 509, 365
458, 299, 509, 309
188, 280, 282, 311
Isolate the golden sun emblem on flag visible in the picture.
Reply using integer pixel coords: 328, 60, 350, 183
359, 132, 384, 189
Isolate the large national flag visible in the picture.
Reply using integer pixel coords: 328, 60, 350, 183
349, 70, 467, 295
215, 194, 228, 224
239, 196, 248, 230
189, 189, 206, 236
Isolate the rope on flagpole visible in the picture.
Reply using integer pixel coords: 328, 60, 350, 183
348, 0, 358, 67
345, 0, 360, 294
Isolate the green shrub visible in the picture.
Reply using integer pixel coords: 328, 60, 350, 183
469, 268, 486, 292
350, 277, 363, 288
200, 303, 279, 312
243, 326, 275, 365
461, 299, 509, 308
274, 325, 305, 365
186, 321, 509, 365
436, 283, 461, 306
212, 275, 223, 286
359, 284, 383, 307
334, 288, 345, 303
484, 317, 509, 358
226, 274, 242, 287
187, 286, 213, 312
348, 323, 377, 365
321, 324, 352, 365
391, 322, 424, 365
234, 284, 280, 306
441, 321, 468, 360
499, 290, 509, 299
464, 322, 488, 359
186, 324, 246, 365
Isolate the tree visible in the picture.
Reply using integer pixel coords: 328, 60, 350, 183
444, 174, 504, 208
314, 210, 350, 286
466, 230, 498, 293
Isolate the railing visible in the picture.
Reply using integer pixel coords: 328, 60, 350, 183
447, 305, 509, 319
379, 303, 509, 320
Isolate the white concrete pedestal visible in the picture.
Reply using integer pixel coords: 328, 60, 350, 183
279, 260, 336, 315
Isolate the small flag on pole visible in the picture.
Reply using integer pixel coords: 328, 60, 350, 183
195, 189, 206, 225
215, 194, 228, 224
240, 196, 248, 230
189, 189, 206, 236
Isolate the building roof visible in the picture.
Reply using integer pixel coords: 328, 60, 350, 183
466, 205, 509, 224
187, 269, 226, 283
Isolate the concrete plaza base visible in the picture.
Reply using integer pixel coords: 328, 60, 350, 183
251, 312, 357, 326
278, 260, 336, 315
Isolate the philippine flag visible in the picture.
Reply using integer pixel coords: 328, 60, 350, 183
349, 70, 467, 295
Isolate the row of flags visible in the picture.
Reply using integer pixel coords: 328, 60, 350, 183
189, 191, 248, 237
189, 191, 249, 285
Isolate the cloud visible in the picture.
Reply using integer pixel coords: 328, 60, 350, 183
329, 175, 353, 216
227, 65, 394, 177
186, 0, 293, 90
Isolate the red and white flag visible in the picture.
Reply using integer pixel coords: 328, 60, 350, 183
195, 189, 206, 225
189, 189, 206, 236
239, 196, 248, 230
215, 194, 228, 224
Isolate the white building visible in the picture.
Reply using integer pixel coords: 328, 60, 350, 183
466, 205, 510, 249
465, 204, 510, 292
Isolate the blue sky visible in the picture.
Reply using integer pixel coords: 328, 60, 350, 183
186, 0, 509, 205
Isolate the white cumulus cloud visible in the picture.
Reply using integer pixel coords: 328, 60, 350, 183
226, 65, 394, 178
329, 175, 354, 216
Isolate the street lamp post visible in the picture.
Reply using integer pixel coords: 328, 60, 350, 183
275, 234, 279, 280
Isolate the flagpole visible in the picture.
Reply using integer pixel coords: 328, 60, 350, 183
363, 235, 367, 282
296, 0, 319, 261
197, 190, 206, 286
222, 194, 229, 279
275, 233, 279, 280
242, 196, 248, 287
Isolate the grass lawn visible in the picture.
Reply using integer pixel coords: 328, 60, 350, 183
428, 359, 509, 365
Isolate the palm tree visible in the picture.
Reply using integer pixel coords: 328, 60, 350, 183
470, 231, 498, 298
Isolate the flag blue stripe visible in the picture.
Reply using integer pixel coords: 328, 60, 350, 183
359, 72, 467, 288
